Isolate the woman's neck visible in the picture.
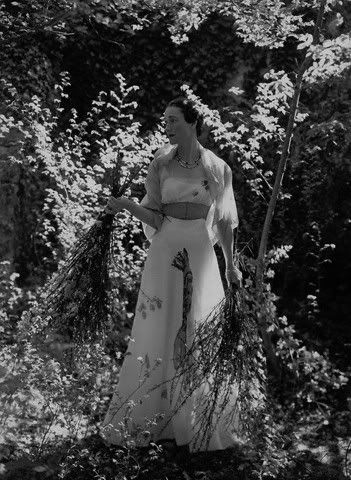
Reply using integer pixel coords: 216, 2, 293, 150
177, 138, 200, 163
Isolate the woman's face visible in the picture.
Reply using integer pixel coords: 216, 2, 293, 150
163, 106, 196, 145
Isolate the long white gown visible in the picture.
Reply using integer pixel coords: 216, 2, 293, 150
100, 145, 245, 452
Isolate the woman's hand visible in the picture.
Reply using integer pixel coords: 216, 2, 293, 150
104, 196, 128, 215
225, 263, 243, 288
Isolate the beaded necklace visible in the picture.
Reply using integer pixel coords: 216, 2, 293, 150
175, 148, 201, 169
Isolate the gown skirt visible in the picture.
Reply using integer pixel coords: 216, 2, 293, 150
100, 216, 243, 452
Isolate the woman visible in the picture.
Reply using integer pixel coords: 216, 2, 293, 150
100, 97, 243, 452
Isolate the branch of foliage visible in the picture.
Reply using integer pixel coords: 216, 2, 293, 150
0, 0, 324, 50
180, 80, 306, 201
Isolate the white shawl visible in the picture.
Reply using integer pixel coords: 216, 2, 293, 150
140, 143, 238, 245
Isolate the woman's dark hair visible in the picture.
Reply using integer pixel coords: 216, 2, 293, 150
167, 97, 203, 137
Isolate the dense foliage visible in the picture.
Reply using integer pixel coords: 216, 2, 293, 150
0, 0, 351, 478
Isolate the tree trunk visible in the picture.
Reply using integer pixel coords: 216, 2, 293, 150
255, 0, 327, 378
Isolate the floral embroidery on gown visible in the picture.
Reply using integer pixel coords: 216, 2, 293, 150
100, 144, 246, 452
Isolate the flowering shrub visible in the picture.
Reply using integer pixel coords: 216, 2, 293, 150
0, 308, 119, 454
0, 73, 169, 468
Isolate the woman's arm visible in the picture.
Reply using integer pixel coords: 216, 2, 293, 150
217, 217, 242, 287
217, 219, 233, 268
104, 196, 163, 231
215, 162, 242, 287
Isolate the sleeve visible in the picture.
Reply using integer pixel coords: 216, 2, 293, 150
206, 163, 238, 245
139, 153, 164, 241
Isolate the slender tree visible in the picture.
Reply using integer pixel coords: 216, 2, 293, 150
255, 0, 327, 377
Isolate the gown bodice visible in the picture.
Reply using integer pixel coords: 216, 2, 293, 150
141, 143, 238, 244
161, 177, 213, 206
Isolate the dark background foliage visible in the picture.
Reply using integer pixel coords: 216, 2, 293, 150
1, 0, 350, 386
0, 0, 351, 478
1, 0, 350, 391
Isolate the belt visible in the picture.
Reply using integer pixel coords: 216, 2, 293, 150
161, 202, 210, 220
